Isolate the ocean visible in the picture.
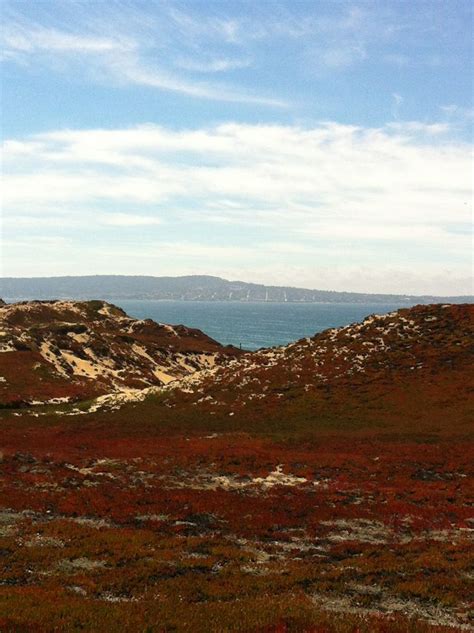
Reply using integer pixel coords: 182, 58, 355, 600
113, 300, 404, 350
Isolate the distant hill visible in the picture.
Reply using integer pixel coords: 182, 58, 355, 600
1, 274, 472, 304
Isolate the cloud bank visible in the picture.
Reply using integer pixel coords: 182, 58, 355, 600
2, 121, 472, 294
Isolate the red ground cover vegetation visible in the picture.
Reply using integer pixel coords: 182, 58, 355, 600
0, 410, 472, 632
0, 303, 472, 631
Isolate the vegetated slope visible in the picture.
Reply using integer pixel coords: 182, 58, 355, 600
1, 304, 473, 632
2, 274, 472, 303
164, 303, 474, 432
0, 299, 240, 407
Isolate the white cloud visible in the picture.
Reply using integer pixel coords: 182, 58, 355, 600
174, 57, 251, 73
100, 213, 162, 227
387, 120, 450, 135
2, 121, 472, 293
3, 121, 471, 225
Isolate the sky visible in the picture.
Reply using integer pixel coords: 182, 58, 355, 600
1, 0, 473, 295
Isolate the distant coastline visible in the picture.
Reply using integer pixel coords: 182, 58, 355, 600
5, 298, 473, 306
1, 275, 472, 305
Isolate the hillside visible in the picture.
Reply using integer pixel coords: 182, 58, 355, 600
2, 301, 472, 426
165, 303, 474, 427
0, 303, 473, 632
2, 275, 472, 304
0, 299, 240, 407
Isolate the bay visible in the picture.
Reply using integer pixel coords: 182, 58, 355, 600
113, 300, 404, 350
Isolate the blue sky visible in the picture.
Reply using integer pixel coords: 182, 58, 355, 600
1, 0, 473, 294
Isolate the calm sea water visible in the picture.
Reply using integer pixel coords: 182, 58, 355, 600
113, 301, 403, 350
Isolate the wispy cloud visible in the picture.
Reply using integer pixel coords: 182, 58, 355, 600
0, 6, 283, 106
1, 24, 133, 55
1, 1, 467, 105
111, 55, 284, 105
439, 104, 474, 128
174, 56, 251, 73
304, 4, 390, 72
319, 45, 367, 69
391, 93, 403, 120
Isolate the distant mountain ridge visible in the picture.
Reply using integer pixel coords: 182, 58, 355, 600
1, 275, 471, 304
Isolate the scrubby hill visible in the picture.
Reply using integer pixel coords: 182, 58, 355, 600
164, 303, 474, 431
0, 299, 240, 407
2, 301, 472, 427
